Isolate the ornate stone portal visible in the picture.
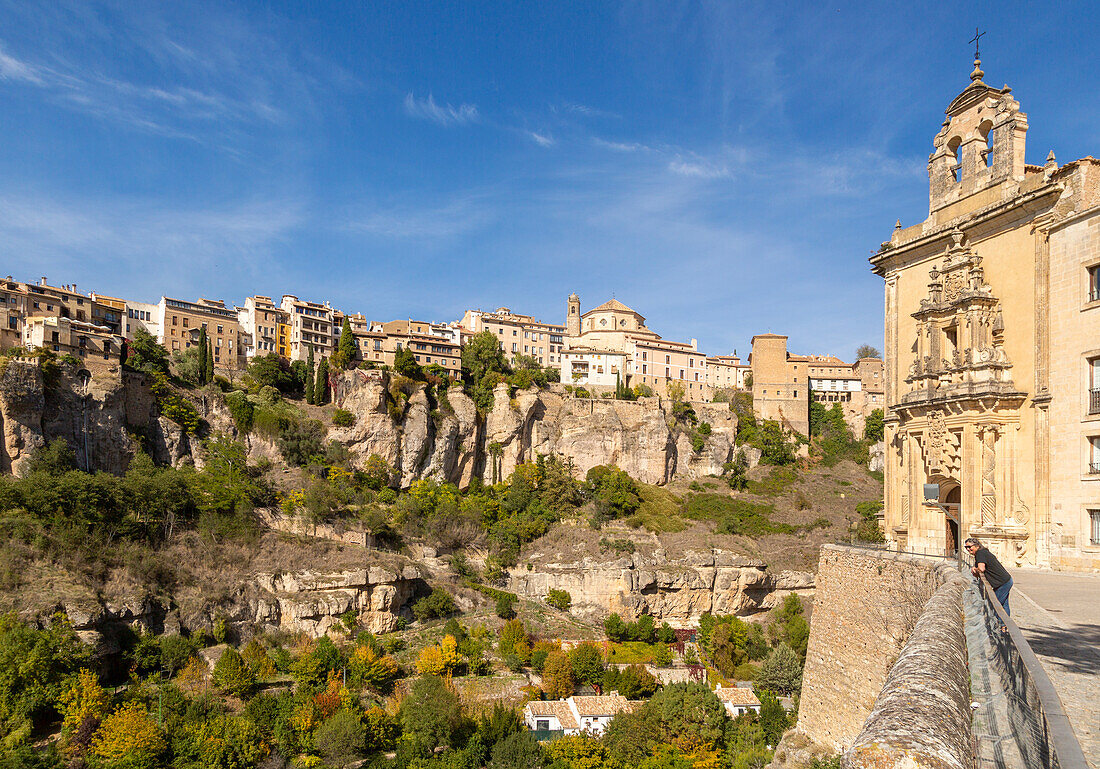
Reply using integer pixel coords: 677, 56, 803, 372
892, 232, 1030, 564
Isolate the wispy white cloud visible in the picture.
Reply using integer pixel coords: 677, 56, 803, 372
0, 191, 304, 296
0, 44, 43, 84
403, 93, 479, 126
343, 194, 494, 241
667, 158, 731, 179
554, 102, 620, 120
592, 137, 649, 153
527, 130, 555, 147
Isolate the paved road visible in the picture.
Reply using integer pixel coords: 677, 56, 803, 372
1009, 568, 1100, 768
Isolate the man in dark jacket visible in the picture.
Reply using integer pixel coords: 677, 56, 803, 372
966, 536, 1013, 614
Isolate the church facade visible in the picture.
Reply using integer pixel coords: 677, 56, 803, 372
872, 56, 1100, 571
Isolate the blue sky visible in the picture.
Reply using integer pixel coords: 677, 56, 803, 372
1, 1, 1098, 361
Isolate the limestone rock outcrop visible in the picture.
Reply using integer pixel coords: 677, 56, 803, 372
506, 548, 813, 625
331, 371, 738, 487
0, 359, 193, 475
251, 565, 423, 637
0, 362, 740, 486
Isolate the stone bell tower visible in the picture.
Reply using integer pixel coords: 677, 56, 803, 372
927, 54, 1028, 214
566, 293, 581, 337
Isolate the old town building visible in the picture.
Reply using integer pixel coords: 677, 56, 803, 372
459, 307, 566, 367
564, 295, 710, 400
280, 294, 334, 362
238, 296, 286, 359
21, 316, 122, 369
872, 55, 1100, 570
159, 296, 247, 374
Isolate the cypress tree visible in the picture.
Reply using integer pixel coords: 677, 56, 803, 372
305, 344, 316, 404
196, 328, 209, 385
315, 357, 330, 405
205, 339, 215, 383
336, 317, 356, 369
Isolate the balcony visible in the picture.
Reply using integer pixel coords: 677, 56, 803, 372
1090, 462, 1100, 475
1090, 288, 1100, 302
1091, 388, 1100, 415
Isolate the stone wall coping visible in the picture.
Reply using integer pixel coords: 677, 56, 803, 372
845, 570, 974, 769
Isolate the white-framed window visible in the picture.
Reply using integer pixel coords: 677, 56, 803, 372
1091, 437, 1100, 475
1091, 510, 1100, 545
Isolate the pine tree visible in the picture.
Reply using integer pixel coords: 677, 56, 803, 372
305, 344, 316, 404
196, 329, 209, 385
315, 357, 330, 404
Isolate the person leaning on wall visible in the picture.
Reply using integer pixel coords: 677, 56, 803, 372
966, 536, 1013, 615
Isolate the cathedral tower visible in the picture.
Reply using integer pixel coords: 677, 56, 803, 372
566, 293, 580, 337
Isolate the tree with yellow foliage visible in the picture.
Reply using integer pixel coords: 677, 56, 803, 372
90, 702, 166, 769
348, 643, 400, 693
59, 669, 110, 734
544, 734, 610, 769
439, 634, 462, 675
541, 650, 575, 699
417, 644, 445, 676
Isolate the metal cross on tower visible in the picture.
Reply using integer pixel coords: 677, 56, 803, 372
969, 26, 986, 60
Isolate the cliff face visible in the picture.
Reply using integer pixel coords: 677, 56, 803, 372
507, 548, 814, 625
0, 358, 192, 475
0, 362, 739, 485
331, 370, 738, 487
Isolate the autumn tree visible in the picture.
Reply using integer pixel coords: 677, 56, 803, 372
59, 669, 109, 735
90, 702, 166, 769
855, 344, 881, 360
541, 650, 575, 699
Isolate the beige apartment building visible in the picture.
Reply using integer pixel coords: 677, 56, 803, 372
159, 296, 246, 374
871, 56, 1100, 570
239, 296, 286, 359
371, 319, 463, 379
0, 277, 96, 351
280, 295, 334, 362
706, 354, 749, 393
21, 316, 123, 369
459, 308, 566, 367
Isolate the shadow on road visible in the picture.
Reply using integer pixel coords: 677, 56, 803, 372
1019, 622, 1100, 676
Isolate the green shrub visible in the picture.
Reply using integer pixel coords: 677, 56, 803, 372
412, 588, 458, 622
332, 408, 355, 427
599, 537, 636, 555
682, 493, 795, 536
547, 589, 571, 611
212, 647, 257, 698
148, 373, 201, 434
495, 594, 517, 619
224, 390, 254, 434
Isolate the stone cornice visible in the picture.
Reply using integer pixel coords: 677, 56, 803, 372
870, 184, 1062, 275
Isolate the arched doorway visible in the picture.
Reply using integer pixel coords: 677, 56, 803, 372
942, 485, 961, 557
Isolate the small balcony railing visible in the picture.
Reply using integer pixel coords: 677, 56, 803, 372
1089, 461, 1100, 475
1090, 388, 1100, 415
1090, 288, 1100, 302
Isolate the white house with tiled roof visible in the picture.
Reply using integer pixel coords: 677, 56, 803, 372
523, 692, 636, 736
714, 684, 761, 717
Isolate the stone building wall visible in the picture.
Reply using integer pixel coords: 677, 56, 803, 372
792, 545, 947, 753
